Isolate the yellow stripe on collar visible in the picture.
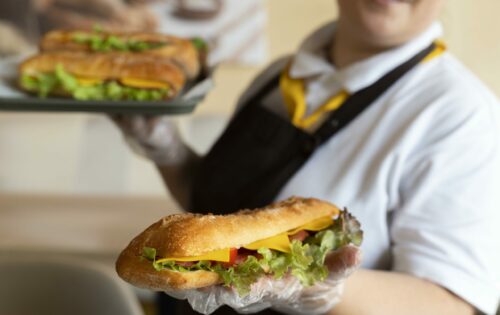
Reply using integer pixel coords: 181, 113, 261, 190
280, 40, 446, 130
279, 65, 349, 129
422, 40, 446, 63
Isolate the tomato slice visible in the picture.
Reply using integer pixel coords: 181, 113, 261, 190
228, 247, 238, 265
235, 250, 262, 264
220, 248, 238, 268
289, 230, 309, 242
175, 261, 194, 267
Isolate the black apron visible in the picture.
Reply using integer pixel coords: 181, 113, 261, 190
160, 42, 437, 315
190, 42, 436, 214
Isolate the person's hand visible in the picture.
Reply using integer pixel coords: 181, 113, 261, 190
111, 114, 190, 166
33, 0, 54, 12
0, 21, 34, 56
167, 245, 361, 315
41, 0, 157, 31
125, 0, 159, 4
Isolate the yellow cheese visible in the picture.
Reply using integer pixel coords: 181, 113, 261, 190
287, 216, 334, 235
120, 77, 169, 89
243, 233, 291, 253
155, 248, 231, 263
76, 77, 103, 86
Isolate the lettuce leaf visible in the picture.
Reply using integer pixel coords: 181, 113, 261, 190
191, 37, 208, 52
143, 209, 363, 296
143, 247, 157, 261
72, 32, 167, 52
22, 73, 57, 98
213, 256, 265, 296
21, 65, 170, 101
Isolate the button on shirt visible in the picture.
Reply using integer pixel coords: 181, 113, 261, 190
236, 22, 500, 314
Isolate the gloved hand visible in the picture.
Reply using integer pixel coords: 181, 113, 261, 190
41, 0, 157, 31
0, 21, 34, 57
111, 114, 190, 166
125, 0, 159, 4
33, 0, 54, 12
166, 245, 361, 315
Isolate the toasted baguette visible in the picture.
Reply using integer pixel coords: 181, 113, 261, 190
115, 197, 340, 291
40, 30, 201, 79
19, 51, 186, 98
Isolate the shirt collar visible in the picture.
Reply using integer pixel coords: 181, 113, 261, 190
289, 21, 444, 94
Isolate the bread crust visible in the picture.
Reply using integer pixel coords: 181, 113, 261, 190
19, 51, 186, 97
116, 250, 222, 291
40, 30, 201, 79
115, 197, 340, 290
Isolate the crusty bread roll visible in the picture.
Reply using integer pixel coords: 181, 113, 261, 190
40, 30, 201, 79
19, 51, 186, 98
116, 197, 340, 291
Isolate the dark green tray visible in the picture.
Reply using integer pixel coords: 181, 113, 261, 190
0, 95, 203, 115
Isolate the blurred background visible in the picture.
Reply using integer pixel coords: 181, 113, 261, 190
0, 0, 499, 313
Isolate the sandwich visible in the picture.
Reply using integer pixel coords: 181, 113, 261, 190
39, 29, 203, 80
115, 197, 363, 296
18, 29, 207, 101
19, 52, 186, 101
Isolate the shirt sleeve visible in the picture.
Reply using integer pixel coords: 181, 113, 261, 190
390, 88, 500, 314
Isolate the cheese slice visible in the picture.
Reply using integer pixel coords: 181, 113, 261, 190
73, 76, 169, 89
287, 216, 333, 235
120, 77, 169, 89
76, 77, 103, 87
155, 248, 231, 263
242, 215, 334, 253
243, 233, 291, 253
155, 216, 335, 262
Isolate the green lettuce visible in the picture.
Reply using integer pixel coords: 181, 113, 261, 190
191, 37, 208, 52
72, 32, 167, 52
143, 209, 363, 296
22, 64, 170, 101
72, 26, 206, 53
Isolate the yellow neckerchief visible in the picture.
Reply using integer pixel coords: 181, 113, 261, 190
280, 41, 447, 129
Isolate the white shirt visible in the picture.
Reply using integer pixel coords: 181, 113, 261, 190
237, 22, 500, 314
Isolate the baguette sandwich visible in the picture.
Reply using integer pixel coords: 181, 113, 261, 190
19, 51, 186, 101
40, 29, 203, 80
116, 197, 363, 296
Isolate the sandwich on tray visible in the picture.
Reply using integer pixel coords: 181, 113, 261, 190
116, 197, 363, 296
18, 28, 207, 101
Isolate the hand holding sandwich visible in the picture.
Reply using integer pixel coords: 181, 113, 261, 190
116, 197, 363, 314
169, 245, 361, 315
41, 0, 157, 32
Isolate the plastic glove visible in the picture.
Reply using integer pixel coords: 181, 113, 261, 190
42, 0, 157, 31
165, 245, 361, 315
0, 22, 34, 57
34, 0, 54, 12
111, 114, 190, 166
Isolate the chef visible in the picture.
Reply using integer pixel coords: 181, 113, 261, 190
114, 0, 500, 314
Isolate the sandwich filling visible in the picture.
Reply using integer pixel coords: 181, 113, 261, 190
142, 210, 362, 296
71, 30, 206, 54
21, 64, 172, 101
72, 32, 168, 52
